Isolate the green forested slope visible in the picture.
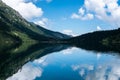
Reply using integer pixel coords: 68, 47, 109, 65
0, 0, 70, 45
68, 28, 120, 52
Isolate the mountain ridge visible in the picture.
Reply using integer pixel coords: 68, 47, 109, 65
67, 28, 120, 52
0, 0, 71, 45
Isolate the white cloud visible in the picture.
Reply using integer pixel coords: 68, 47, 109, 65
34, 18, 48, 28
71, 13, 80, 19
2, 0, 43, 20
71, 13, 94, 20
7, 63, 42, 80
78, 8, 85, 15
71, 0, 120, 27
97, 26, 102, 31
62, 29, 77, 36
71, 7, 94, 20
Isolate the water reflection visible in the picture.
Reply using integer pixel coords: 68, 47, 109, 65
0, 42, 120, 80
71, 60, 120, 80
5, 46, 120, 80
7, 62, 42, 80
0, 43, 69, 80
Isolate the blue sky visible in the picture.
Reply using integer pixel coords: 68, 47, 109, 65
2, 0, 120, 36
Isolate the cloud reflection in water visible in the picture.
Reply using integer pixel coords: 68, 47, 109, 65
6, 47, 120, 80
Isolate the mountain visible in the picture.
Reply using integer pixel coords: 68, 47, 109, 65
30, 22, 71, 39
0, 0, 70, 45
67, 28, 120, 52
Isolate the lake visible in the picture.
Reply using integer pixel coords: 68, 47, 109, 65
0, 44, 120, 80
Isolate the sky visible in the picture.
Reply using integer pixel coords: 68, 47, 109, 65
2, 0, 120, 36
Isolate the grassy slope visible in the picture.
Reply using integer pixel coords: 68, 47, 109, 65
0, 1, 53, 50
0, 1, 70, 41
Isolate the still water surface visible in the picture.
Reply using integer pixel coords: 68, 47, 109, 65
6, 46, 120, 80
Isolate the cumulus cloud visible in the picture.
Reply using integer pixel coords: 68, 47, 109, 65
34, 18, 49, 28
71, 0, 120, 27
79, 8, 85, 15
71, 7, 94, 20
71, 8, 94, 20
97, 26, 102, 31
62, 29, 77, 36
2, 0, 43, 20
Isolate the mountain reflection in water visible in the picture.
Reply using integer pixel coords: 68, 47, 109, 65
0, 43, 120, 80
